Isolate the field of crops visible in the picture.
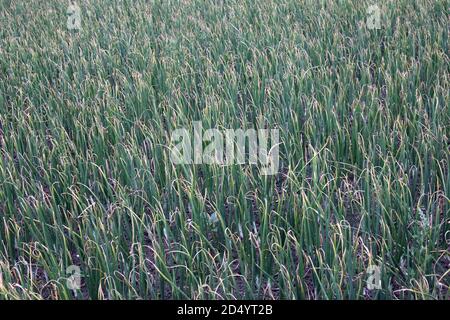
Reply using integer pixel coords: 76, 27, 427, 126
0, 0, 448, 300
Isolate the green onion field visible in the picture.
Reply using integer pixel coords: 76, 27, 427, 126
0, 0, 448, 299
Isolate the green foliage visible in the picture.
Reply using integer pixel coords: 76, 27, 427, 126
0, 0, 448, 299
